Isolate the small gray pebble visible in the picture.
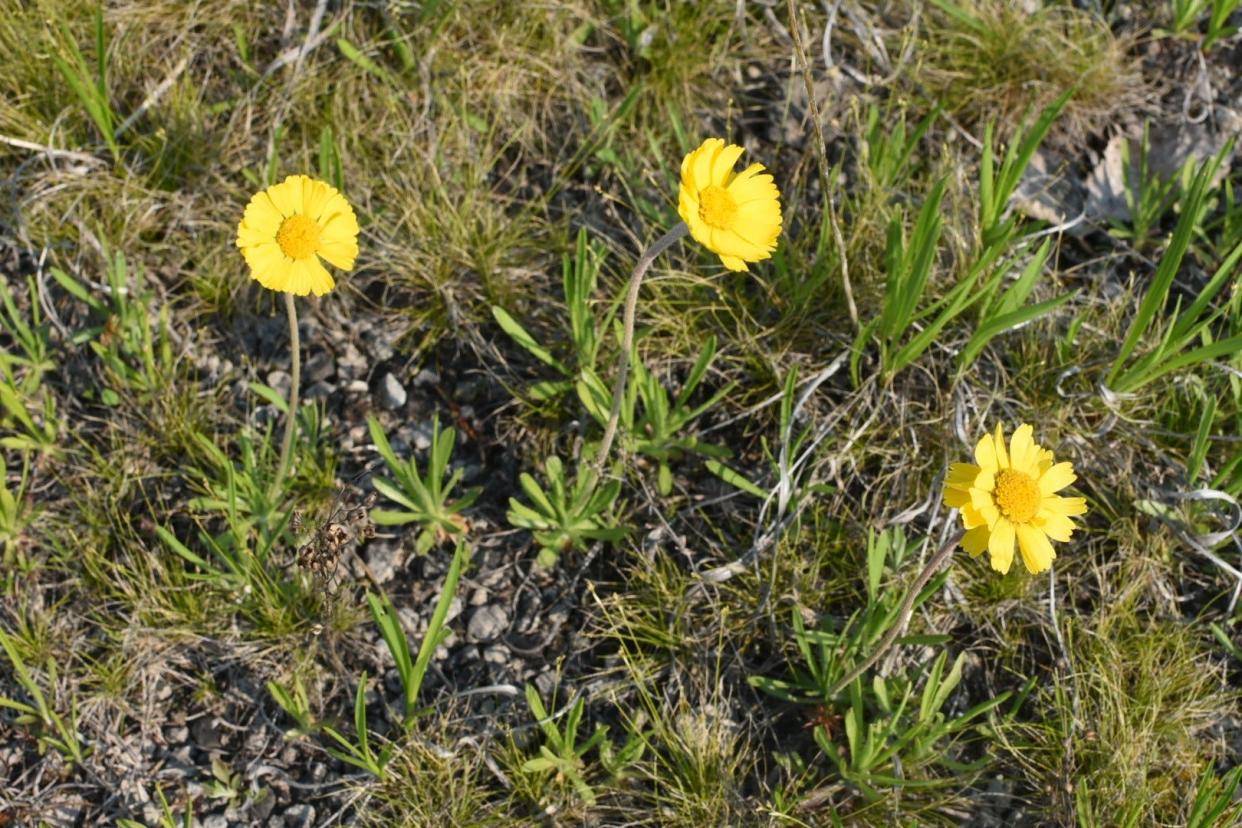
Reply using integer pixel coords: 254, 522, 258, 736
366, 541, 403, 584
250, 788, 277, 821
469, 588, 489, 607
534, 670, 557, 697
191, 717, 222, 751
303, 351, 336, 383
303, 380, 334, 401
266, 370, 292, 398
482, 643, 509, 665
410, 420, 433, 451
283, 803, 316, 828
377, 373, 407, 410
337, 343, 367, 381
467, 605, 509, 642
202, 814, 228, 828
398, 606, 422, 636
412, 368, 440, 386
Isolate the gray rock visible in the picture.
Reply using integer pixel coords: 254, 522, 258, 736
266, 370, 292, 398
482, 643, 509, 665
377, 373, 407, 410
467, 605, 509, 642
366, 540, 403, 584
303, 381, 334, 401
398, 606, 422, 636
534, 670, 557, 698
337, 342, 367, 381
202, 815, 228, 828
303, 351, 336, 383
191, 717, 222, 751
250, 788, 277, 821
410, 420, 433, 451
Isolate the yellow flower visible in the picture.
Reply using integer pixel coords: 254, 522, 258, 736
677, 138, 782, 272
236, 175, 359, 297
944, 424, 1087, 575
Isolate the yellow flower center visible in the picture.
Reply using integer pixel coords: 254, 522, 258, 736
994, 469, 1040, 524
276, 214, 321, 260
698, 185, 738, 230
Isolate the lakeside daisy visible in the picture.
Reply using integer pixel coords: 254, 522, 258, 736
944, 423, 1087, 575
677, 138, 782, 272
236, 174, 359, 296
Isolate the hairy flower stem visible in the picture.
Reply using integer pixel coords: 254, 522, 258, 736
825, 529, 963, 698
589, 223, 689, 479
271, 292, 301, 501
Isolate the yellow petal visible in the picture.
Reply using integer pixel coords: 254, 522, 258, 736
301, 178, 335, 223
1016, 524, 1056, 574
692, 139, 723, 193
962, 525, 990, 557
975, 430, 999, 471
1038, 462, 1077, 495
250, 247, 295, 292
718, 254, 748, 272
237, 222, 276, 250
318, 236, 358, 270
710, 144, 745, 186
1034, 510, 1075, 542
266, 175, 307, 217
1009, 424, 1038, 475
708, 227, 767, 261
239, 196, 282, 240
318, 192, 359, 237
988, 518, 1015, 574
961, 502, 990, 529
283, 257, 335, 297
678, 189, 699, 228
1042, 495, 1087, 517
947, 463, 982, 487
993, 423, 1010, 469
727, 164, 780, 203
944, 485, 971, 509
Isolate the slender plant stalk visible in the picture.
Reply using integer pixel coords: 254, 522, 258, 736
589, 223, 689, 477
271, 292, 301, 500
786, 0, 858, 331
826, 528, 962, 697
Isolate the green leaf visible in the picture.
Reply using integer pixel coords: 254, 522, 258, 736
705, 460, 767, 498
959, 291, 1074, 369
491, 306, 564, 370
336, 37, 396, 85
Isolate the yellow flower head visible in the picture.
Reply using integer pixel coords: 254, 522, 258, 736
236, 175, 359, 297
677, 138, 782, 272
944, 424, 1087, 575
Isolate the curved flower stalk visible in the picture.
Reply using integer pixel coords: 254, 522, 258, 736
826, 424, 1088, 696
591, 139, 782, 475
236, 175, 360, 497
